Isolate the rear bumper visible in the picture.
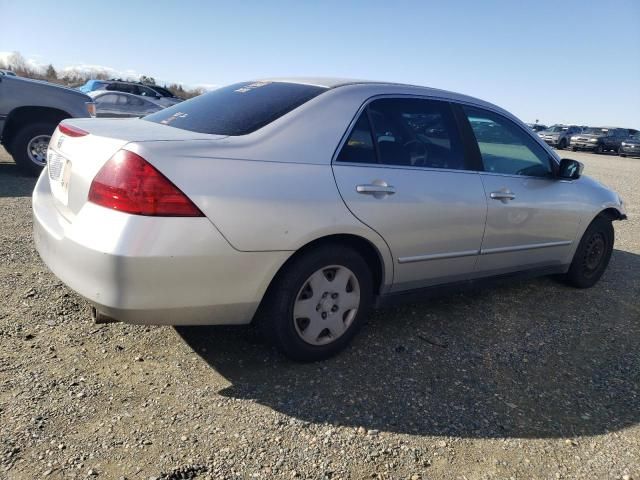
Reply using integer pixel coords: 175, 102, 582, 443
32, 172, 290, 325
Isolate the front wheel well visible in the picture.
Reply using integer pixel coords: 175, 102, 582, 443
598, 207, 625, 221
2, 106, 70, 149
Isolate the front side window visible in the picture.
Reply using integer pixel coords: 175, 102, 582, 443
337, 98, 465, 169
463, 106, 553, 177
144, 81, 327, 136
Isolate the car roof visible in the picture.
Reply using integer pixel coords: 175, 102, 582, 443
259, 77, 501, 111
88, 89, 164, 105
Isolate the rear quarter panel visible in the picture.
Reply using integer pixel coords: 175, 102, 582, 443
128, 140, 394, 288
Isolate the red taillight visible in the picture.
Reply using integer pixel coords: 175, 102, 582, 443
58, 123, 89, 137
88, 150, 204, 217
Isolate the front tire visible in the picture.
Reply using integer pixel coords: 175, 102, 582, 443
562, 216, 614, 288
258, 245, 373, 361
595, 144, 605, 154
10, 123, 57, 176
558, 138, 567, 150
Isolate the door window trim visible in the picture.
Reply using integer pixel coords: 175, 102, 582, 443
332, 94, 561, 175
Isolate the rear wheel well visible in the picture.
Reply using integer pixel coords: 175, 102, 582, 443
257, 234, 385, 320
2, 106, 70, 150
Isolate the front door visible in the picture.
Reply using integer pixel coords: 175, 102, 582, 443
332, 97, 487, 291
461, 105, 583, 275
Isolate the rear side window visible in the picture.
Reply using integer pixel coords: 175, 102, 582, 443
337, 98, 465, 170
107, 83, 135, 94
144, 81, 327, 136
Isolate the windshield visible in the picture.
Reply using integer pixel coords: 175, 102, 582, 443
583, 127, 607, 135
144, 81, 327, 136
629, 133, 640, 141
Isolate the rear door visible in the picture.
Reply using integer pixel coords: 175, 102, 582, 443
332, 97, 487, 291
459, 105, 582, 275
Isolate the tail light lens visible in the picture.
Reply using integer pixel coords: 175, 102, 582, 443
58, 123, 89, 137
88, 150, 204, 217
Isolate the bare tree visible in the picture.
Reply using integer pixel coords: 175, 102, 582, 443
45, 64, 57, 81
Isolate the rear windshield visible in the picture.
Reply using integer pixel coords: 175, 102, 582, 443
143, 81, 327, 136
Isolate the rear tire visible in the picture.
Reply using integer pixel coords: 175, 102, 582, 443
10, 122, 57, 176
595, 144, 605, 154
258, 244, 373, 361
562, 216, 614, 288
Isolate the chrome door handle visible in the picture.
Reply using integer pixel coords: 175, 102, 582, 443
356, 184, 396, 195
356, 183, 396, 201
490, 191, 516, 202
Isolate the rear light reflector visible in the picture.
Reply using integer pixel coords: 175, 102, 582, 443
86, 102, 97, 118
88, 150, 204, 217
58, 123, 89, 137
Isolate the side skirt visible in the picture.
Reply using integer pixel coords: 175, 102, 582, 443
375, 265, 568, 308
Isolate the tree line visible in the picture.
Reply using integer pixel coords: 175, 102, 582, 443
0, 52, 204, 99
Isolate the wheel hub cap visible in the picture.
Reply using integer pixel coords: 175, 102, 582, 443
293, 266, 360, 346
27, 135, 51, 167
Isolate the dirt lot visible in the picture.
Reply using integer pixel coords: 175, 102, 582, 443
1, 147, 638, 480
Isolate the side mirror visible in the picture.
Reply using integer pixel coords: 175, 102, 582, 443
558, 158, 584, 180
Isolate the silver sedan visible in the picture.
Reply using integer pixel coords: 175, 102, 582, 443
33, 78, 626, 361
88, 90, 164, 118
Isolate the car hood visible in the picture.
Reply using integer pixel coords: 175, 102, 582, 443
539, 131, 561, 136
623, 138, 640, 145
3, 75, 91, 100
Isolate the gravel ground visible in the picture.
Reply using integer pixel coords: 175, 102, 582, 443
1, 147, 638, 480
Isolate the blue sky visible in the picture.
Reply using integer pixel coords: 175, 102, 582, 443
1, 0, 639, 127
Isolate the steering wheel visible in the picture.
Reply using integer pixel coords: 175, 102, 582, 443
403, 139, 428, 166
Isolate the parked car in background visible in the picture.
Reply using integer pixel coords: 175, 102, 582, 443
538, 124, 582, 149
77, 79, 111, 93
570, 127, 632, 154
78, 79, 183, 106
527, 123, 547, 132
33, 78, 626, 361
104, 81, 183, 107
0, 69, 17, 76
0, 74, 95, 175
89, 91, 164, 118
620, 132, 640, 158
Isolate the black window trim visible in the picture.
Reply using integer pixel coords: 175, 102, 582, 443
331, 94, 481, 174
